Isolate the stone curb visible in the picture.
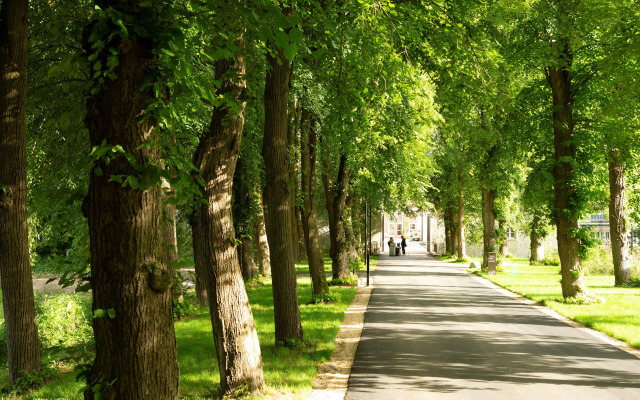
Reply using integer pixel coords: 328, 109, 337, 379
306, 280, 373, 400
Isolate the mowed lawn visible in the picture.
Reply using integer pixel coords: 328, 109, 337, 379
471, 258, 640, 349
5, 277, 356, 399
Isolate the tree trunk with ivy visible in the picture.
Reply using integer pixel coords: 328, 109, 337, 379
194, 34, 264, 393
481, 187, 497, 269
608, 148, 630, 286
345, 192, 359, 262
0, 0, 43, 386
83, 2, 179, 397
300, 107, 329, 296
263, 47, 304, 344
547, 42, 587, 298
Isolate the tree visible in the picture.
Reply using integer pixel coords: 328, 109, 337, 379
0, 0, 43, 385
262, 17, 304, 344
82, 2, 179, 397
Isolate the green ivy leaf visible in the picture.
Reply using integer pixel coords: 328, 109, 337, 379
288, 27, 303, 43
284, 43, 298, 60
275, 31, 289, 49
107, 308, 116, 319
93, 309, 106, 318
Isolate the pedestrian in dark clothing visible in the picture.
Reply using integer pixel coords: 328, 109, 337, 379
400, 235, 407, 255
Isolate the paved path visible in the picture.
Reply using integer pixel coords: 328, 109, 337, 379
346, 245, 640, 399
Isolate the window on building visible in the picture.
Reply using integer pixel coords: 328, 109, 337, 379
409, 223, 416, 230
507, 228, 516, 239
389, 223, 403, 236
595, 232, 601, 239
591, 213, 606, 221
605, 231, 610, 240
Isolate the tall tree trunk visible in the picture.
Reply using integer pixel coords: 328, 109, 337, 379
254, 195, 271, 277
190, 211, 208, 307
481, 187, 497, 270
83, 3, 178, 397
609, 148, 630, 286
448, 208, 459, 257
322, 153, 351, 279
288, 96, 300, 263
241, 238, 256, 282
498, 219, 508, 257
444, 212, 452, 254
300, 107, 329, 295
194, 35, 264, 393
529, 214, 545, 264
547, 43, 586, 298
0, 0, 42, 385
233, 156, 257, 283
457, 174, 466, 259
263, 47, 303, 344
345, 192, 358, 262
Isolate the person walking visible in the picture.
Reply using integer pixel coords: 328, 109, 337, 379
400, 235, 407, 255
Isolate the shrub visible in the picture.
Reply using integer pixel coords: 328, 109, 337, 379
310, 291, 341, 304
173, 291, 200, 320
328, 275, 358, 286
34, 292, 92, 349
582, 245, 614, 275
622, 277, 640, 288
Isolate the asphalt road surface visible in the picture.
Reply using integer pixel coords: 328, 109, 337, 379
346, 243, 640, 400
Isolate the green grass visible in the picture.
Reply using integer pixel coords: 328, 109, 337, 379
466, 258, 640, 349
294, 254, 379, 274
4, 278, 356, 399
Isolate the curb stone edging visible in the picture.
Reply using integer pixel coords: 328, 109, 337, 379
307, 281, 373, 400
468, 272, 640, 360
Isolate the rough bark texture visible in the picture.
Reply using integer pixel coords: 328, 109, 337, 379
322, 153, 351, 279
457, 174, 466, 259
240, 237, 256, 282
448, 208, 459, 256
190, 211, 208, 307
529, 214, 545, 264
300, 107, 329, 295
193, 37, 264, 394
0, 0, 42, 385
547, 44, 586, 298
263, 47, 304, 344
287, 95, 301, 263
608, 149, 631, 286
84, 3, 179, 397
444, 212, 452, 254
345, 193, 359, 262
498, 219, 508, 257
254, 195, 271, 277
481, 187, 497, 270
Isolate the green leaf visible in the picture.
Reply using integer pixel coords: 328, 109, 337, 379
113, 19, 128, 37
275, 31, 289, 49
126, 175, 139, 190
139, 0, 152, 7
258, 25, 272, 40
288, 27, 303, 43
93, 309, 106, 318
274, 14, 293, 29
284, 43, 298, 60
94, 167, 103, 177
160, 48, 175, 57
107, 308, 116, 319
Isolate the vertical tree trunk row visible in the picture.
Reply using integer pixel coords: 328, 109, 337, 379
191, 210, 208, 307
498, 219, 508, 257
254, 195, 271, 277
300, 107, 329, 295
84, 7, 179, 397
457, 173, 466, 259
323, 154, 351, 279
448, 208, 459, 256
481, 187, 496, 269
608, 148, 630, 286
263, 48, 304, 344
345, 193, 359, 262
529, 214, 545, 264
547, 44, 587, 298
287, 95, 301, 263
0, 0, 42, 385
194, 35, 264, 393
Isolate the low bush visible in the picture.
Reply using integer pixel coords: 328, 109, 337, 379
310, 291, 341, 304
328, 275, 358, 286
34, 292, 92, 349
173, 291, 200, 320
583, 246, 613, 275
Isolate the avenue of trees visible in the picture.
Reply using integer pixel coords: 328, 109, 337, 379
0, 0, 638, 397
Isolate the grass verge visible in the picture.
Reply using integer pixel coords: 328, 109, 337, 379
3, 277, 356, 399
465, 258, 640, 350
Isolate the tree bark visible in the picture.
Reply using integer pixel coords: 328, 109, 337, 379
287, 95, 301, 263
263, 47, 304, 344
457, 174, 466, 259
608, 148, 630, 286
84, 3, 179, 397
300, 107, 329, 295
448, 208, 459, 256
322, 153, 351, 279
444, 211, 452, 254
529, 214, 545, 264
498, 219, 508, 257
345, 192, 359, 262
547, 43, 587, 298
190, 211, 208, 307
0, 0, 42, 385
481, 187, 497, 270
240, 238, 256, 282
193, 35, 264, 393
254, 195, 271, 277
